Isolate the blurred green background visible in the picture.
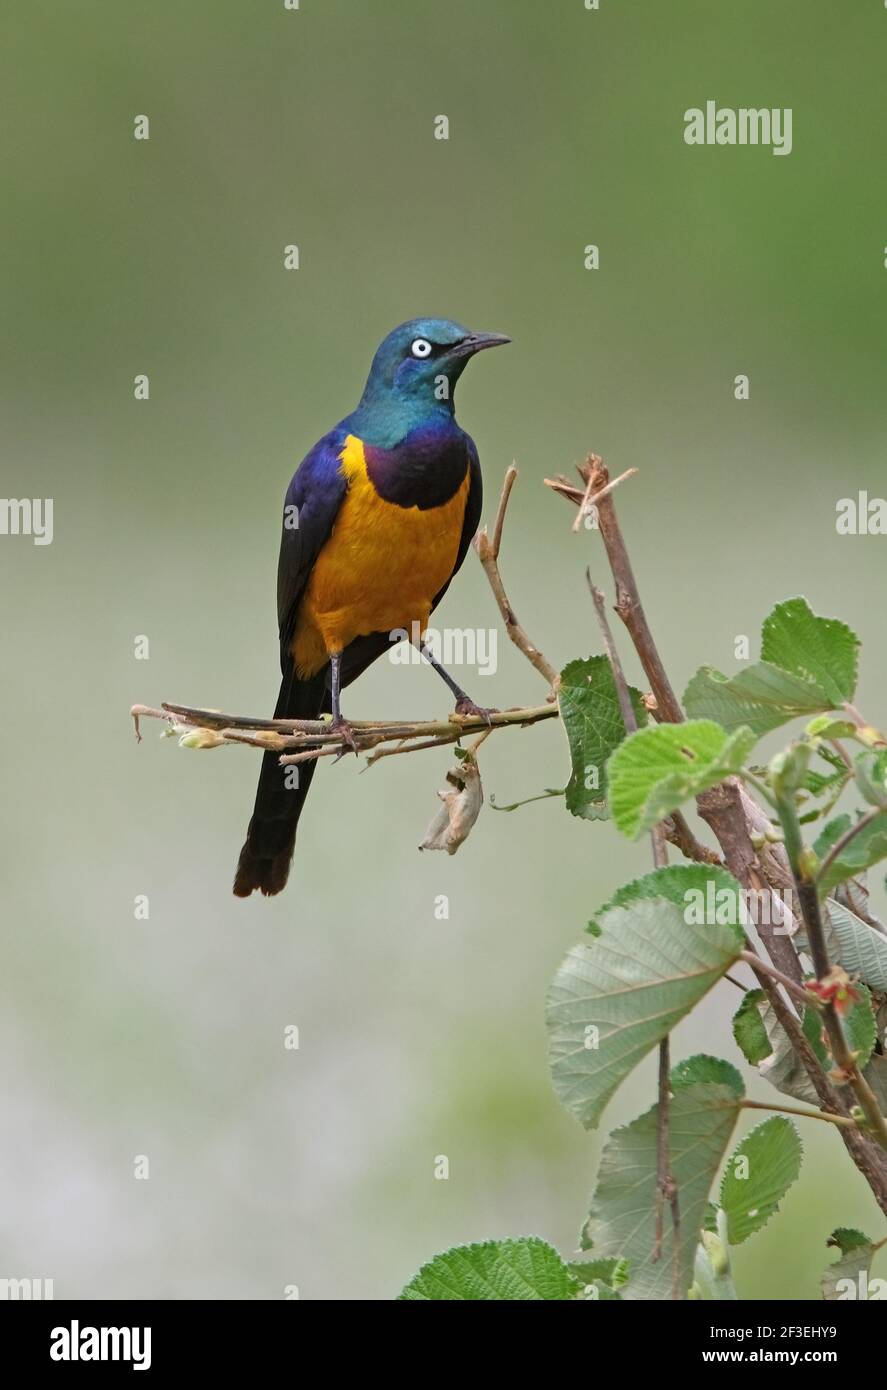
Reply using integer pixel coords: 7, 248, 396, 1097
2, 0, 886, 1300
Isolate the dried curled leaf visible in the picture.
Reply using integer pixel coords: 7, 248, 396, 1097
419, 757, 483, 855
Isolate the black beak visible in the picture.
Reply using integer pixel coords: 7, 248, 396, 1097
455, 331, 511, 357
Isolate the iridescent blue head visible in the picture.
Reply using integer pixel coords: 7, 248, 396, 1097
350, 317, 510, 447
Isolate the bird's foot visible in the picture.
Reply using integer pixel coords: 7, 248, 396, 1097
453, 696, 499, 726
330, 717, 361, 759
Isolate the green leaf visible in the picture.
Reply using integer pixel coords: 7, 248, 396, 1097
587, 863, 742, 935
683, 662, 831, 738
566, 1256, 626, 1286
844, 985, 877, 1069
732, 989, 772, 1066
823, 900, 887, 1000
566, 1257, 627, 1301
799, 760, 849, 823
854, 750, 887, 808
719, 1117, 803, 1244
572, 1277, 621, 1301
683, 599, 859, 742
822, 1228, 878, 1301
558, 656, 647, 821
608, 721, 757, 839
737, 986, 876, 1104
397, 1237, 579, 1301
814, 811, 887, 895
581, 1082, 742, 1300
760, 598, 859, 707
671, 1054, 744, 1098
548, 891, 744, 1129
862, 1054, 887, 1114
733, 991, 820, 1104
690, 1210, 738, 1300
806, 715, 857, 741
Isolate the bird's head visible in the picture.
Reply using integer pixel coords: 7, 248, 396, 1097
356, 318, 510, 433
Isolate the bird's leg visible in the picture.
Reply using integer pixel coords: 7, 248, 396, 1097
329, 651, 359, 755
417, 640, 497, 724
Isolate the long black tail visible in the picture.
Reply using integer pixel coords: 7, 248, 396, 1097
233, 665, 329, 897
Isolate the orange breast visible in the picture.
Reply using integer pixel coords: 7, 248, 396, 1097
292, 434, 469, 677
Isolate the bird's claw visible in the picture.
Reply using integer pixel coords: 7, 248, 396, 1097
453, 697, 498, 726
330, 718, 361, 759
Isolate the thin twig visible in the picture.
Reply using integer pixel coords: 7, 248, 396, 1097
570, 467, 639, 533
588, 569, 679, 1292
548, 456, 684, 722
648, 824, 679, 1292
587, 573, 636, 731
131, 701, 558, 766
491, 462, 517, 556
364, 733, 461, 766
778, 794, 887, 1152
474, 466, 559, 688
737, 1099, 858, 1131
737, 950, 820, 1010
841, 703, 887, 747
663, 811, 724, 867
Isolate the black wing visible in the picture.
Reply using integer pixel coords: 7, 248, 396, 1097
430, 431, 483, 614
276, 427, 349, 673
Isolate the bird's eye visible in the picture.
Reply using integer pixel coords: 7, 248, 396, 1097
410, 338, 433, 359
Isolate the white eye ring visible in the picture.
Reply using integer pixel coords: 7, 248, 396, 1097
410, 338, 433, 359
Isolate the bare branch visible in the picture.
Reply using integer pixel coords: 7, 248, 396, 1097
475, 466, 560, 689
131, 701, 558, 766
570, 467, 638, 533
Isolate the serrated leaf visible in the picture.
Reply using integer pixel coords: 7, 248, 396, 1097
572, 1277, 621, 1300
844, 985, 877, 1068
547, 893, 744, 1129
608, 720, 757, 839
814, 811, 887, 895
800, 760, 849, 823
822, 1228, 877, 1301
566, 1257, 627, 1301
760, 598, 859, 707
582, 1082, 742, 1300
671, 1054, 744, 1098
566, 1256, 626, 1286
558, 656, 648, 821
683, 662, 830, 737
732, 989, 772, 1066
398, 1237, 579, 1301
587, 863, 742, 934
719, 1117, 803, 1244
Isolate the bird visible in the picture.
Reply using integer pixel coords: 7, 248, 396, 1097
233, 317, 510, 897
